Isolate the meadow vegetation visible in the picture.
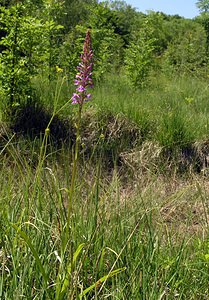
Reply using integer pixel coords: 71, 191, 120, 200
1, 0, 209, 299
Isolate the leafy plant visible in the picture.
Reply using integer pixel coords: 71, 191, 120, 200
124, 19, 156, 88
60, 2, 124, 82
0, 1, 63, 118
163, 19, 207, 72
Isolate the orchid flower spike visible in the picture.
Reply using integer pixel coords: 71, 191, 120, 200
71, 29, 93, 107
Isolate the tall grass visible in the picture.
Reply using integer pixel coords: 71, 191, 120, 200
1, 135, 209, 299
32, 71, 209, 147
1, 71, 209, 299
94, 72, 209, 146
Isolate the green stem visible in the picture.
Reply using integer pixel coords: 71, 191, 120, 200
64, 104, 82, 299
66, 104, 82, 232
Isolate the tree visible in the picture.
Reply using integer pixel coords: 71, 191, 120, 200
196, 0, 209, 13
196, 0, 209, 55
59, 4, 124, 81
57, 0, 97, 34
0, 0, 63, 115
124, 18, 156, 87
103, 0, 137, 46
163, 19, 207, 71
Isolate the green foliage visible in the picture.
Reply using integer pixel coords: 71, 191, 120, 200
60, 3, 124, 82
124, 19, 156, 88
196, 0, 209, 13
158, 110, 194, 149
143, 12, 176, 55
87, 3, 125, 79
0, 4, 34, 108
58, 0, 97, 33
0, 1, 63, 116
100, 0, 138, 46
2, 3, 209, 298
196, 13, 209, 55
163, 20, 207, 72
91, 28, 123, 80
1, 134, 209, 298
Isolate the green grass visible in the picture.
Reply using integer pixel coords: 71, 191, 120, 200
1, 71, 209, 299
31, 71, 209, 148
1, 137, 209, 299
93, 72, 209, 146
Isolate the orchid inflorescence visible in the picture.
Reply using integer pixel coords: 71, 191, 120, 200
71, 29, 93, 106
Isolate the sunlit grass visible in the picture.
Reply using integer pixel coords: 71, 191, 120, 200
94, 72, 209, 146
1, 136, 209, 299
1, 72, 209, 298
32, 71, 209, 148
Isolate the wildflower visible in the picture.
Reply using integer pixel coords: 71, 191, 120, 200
71, 29, 93, 106
56, 66, 63, 73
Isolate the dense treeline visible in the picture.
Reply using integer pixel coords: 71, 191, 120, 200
0, 0, 208, 112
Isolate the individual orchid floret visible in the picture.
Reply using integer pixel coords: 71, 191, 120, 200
71, 29, 93, 106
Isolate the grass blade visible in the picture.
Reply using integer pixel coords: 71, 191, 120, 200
11, 224, 49, 287
79, 267, 126, 298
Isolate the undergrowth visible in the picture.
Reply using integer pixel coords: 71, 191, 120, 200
1, 72, 209, 299
1, 133, 209, 299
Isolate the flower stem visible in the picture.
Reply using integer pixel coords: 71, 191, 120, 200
67, 104, 82, 233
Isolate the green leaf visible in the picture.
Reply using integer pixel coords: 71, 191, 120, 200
58, 243, 85, 298
79, 267, 126, 298
11, 224, 49, 287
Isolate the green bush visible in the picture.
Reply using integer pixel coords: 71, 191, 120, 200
163, 20, 207, 72
124, 20, 156, 88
